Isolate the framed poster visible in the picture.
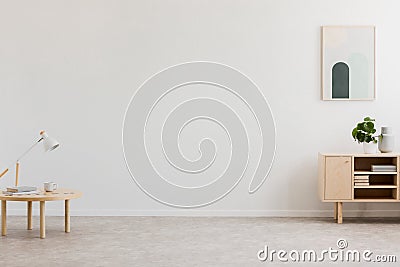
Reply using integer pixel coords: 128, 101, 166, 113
321, 26, 376, 100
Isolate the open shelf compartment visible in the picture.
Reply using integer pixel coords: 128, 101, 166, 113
354, 188, 397, 200
367, 174, 398, 186
354, 156, 397, 172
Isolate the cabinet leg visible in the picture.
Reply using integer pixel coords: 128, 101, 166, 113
27, 201, 32, 230
1, 200, 6, 236
334, 202, 338, 221
337, 202, 343, 224
40, 201, 45, 239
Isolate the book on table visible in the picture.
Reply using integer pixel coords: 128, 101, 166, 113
6, 186, 37, 193
2, 190, 39, 195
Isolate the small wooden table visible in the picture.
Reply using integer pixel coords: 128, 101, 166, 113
0, 188, 82, 239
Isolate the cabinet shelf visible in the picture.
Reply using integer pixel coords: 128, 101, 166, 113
354, 171, 397, 175
351, 197, 399, 202
353, 185, 397, 189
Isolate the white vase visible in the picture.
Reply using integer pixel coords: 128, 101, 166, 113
379, 126, 395, 153
363, 142, 377, 154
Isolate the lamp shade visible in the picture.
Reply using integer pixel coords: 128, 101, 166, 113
40, 131, 60, 152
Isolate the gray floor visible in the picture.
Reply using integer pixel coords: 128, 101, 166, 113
1, 217, 400, 266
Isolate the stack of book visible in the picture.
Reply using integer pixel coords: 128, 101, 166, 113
354, 175, 370, 187
371, 165, 397, 172
2, 186, 38, 195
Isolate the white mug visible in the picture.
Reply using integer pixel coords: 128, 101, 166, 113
44, 182, 57, 192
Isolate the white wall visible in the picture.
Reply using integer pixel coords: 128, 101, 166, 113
1, 0, 400, 216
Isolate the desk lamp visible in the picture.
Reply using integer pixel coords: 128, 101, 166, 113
0, 131, 60, 186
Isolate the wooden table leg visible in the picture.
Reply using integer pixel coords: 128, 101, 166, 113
1, 200, 6, 236
337, 202, 343, 224
27, 201, 32, 230
40, 201, 45, 239
334, 202, 338, 221
65, 199, 70, 233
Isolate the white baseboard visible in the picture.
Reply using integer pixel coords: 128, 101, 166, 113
5, 209, 400, 217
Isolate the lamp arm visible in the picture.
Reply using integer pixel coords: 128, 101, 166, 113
0, 168, 8, 178
0, 137, 43, 180
16, 137, 43, 162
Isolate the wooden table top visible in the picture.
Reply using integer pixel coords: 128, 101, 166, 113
0, 188, 82, 201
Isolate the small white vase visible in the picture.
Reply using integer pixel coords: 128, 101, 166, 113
363, 142, 377, 154
378, 126, 395, 153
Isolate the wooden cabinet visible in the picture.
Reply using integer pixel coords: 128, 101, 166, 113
318, 153, 400, 223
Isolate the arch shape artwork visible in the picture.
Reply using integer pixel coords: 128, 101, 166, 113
332, 62, 350, 99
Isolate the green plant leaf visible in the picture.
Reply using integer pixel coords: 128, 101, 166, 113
357, 132, 365, 143
352, 128, 358, 139
364, 117, 375, 122
366, 122, 374, 133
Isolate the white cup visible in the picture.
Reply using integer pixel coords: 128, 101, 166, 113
44, 182, 57, 192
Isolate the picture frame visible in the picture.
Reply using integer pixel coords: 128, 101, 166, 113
321, 26, 376, 100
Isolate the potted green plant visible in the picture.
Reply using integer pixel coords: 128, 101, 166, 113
352, 117, 378, 154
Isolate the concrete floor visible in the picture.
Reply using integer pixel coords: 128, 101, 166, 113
1, 217, 400, 266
